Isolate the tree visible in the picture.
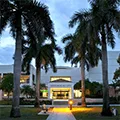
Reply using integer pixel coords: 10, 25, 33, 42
0, 73, 13, 100
69, 0, 120, 116
0, 0, 55, 117
22, 28, 62, 107
34, 44, 60, 107
74, 79, 103, 98
113, 55, 120, 81
23, 43, 61, 107
66, 8, 102, 107
113, 55, 120, 100
62, 25, 101, 107
21, 85, 35, 98
88, 0, 120, 116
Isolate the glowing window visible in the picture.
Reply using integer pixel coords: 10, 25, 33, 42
50, 76, 71, 82
20, 75, 29, 83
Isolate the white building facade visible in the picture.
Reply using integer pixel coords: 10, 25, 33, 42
0, 64, 36, 87
88, 51, 120, 83
0, 51, 119, 100
41, 51, 119, 84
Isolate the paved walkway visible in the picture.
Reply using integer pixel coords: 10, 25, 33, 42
46, 108, 76, 120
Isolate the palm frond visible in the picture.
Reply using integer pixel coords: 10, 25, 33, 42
71, 56, 80, 66
0, 0, 13, 34
64, 41, 76, 62
26, 0, 55, 40
62, 34, 73, 43
40, 44, 57, 73
106, 28, 115, 49
69, 10, 90, 28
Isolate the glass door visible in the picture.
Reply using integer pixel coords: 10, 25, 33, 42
52, 90, 69, 99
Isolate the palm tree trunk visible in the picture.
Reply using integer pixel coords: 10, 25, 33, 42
34, 58, 41, 108
101, 29, 112, 116
10, 14, 21, 117
8, 92, 10, 100
80, 58, 86, 107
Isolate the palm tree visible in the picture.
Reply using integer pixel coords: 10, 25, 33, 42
89, 0, 120, 116
63, 10, 101, 107
23, 43, 61, 107
22, 29, 62, 107
34, 44, 59, 107
69, 0, 120, 116
62, 29, 101, 107
0, 0, 54, 117
21, 85, 35, 98
62, 34, 86, 107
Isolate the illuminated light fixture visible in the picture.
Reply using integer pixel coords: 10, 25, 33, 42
4, 93, 7, 97
68, 99, 73, 110
69, 100, 73, 105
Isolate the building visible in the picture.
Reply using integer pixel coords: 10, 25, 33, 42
0, 64, 36, 87
88, 51, 120, 83
0, 65, 36, 99
48, 76, 74, 99
40, 51, 120, 99
0, 51, 119, 100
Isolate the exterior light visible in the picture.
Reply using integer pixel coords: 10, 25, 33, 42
4, 93, 7, 97
68, 99, 73, 110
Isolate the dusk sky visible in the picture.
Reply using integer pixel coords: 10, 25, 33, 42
0, 0, 120, 66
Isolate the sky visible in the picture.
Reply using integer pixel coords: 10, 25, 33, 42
0, 0, 120, 66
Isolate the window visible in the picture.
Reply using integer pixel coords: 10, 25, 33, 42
50, 76, 71, 82
20, 75, 30, 83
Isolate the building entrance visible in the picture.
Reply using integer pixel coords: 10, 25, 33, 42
50, 88, 71, 99
52, 90, 69, 99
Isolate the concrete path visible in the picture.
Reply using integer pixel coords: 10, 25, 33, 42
46, 108, 76, 120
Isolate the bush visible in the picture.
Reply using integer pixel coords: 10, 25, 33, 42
20, 99, 52, 105
77, 102, 103, 105
86, 94, 103, 98
109, 97, 120, 104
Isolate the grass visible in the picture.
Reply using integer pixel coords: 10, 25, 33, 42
72, 106, 120, 120
0, 107, 48, 120
0, 106, 120, 120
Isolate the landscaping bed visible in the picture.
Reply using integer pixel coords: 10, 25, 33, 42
0, 99, 52, 105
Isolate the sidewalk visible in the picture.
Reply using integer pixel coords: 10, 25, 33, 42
0, 104, 120, 108
46, 108, 76, 120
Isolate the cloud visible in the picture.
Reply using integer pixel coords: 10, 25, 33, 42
0, 36, 15, 48
0, 0, 119, 66
0, 46, 15, 65
40, 0, 89, 38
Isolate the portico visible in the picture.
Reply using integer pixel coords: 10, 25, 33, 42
48, 76, 74, 100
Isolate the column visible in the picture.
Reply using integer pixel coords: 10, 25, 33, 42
29, 65, 33, 86
1, 73, 3, 79
0, 90, 2, 101
71, 84, 74, 99
48, 84, 50, 99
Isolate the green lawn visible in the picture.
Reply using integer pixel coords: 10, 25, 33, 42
0, 107, 48, 120
72, 106, 120, 120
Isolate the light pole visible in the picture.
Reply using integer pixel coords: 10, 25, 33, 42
68, 99, 73, 110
